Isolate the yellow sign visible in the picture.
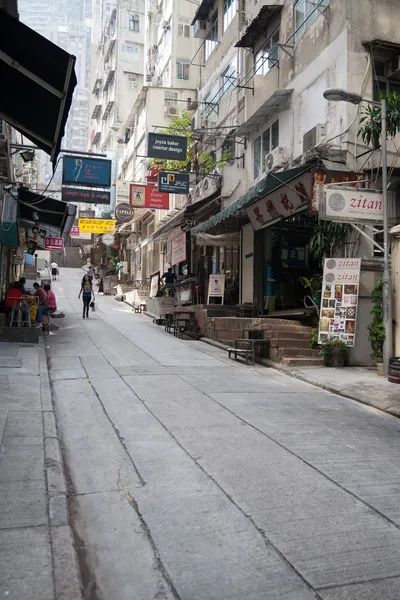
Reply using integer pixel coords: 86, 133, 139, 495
78, 218, 116, 234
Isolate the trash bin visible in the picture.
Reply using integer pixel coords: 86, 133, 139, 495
388, 357, 400, 384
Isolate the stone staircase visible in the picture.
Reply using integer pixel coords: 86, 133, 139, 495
59, 246, 83, 269
265, 319, 323, 367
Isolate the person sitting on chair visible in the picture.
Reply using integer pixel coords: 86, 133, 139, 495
33, 282, 49, 326
43, 284, 57, 313
4, 282, 24, 321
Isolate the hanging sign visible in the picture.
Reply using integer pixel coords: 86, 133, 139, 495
44, 237, 64, 250
171, 232, 187, 265
147, 133, 187, 160
62, 156, 112, 188
70, 226, 80, 237
318, 258, 361, 347
158, 172, 190, 194
207, 274, 225, 305
101, 234, 114, 246
130, 184, 169, 209
61, 187, 110, 204
78, 218, 116, 234
115, 203, 134, 223
321, 186, 385, 223
150, 272, 160, 298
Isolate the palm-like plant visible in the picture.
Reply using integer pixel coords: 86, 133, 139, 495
359, 91, 400, 150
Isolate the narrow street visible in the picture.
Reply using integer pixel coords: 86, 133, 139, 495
49, 268, 400, 600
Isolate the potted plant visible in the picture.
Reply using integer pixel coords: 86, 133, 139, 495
309, 327, 319, 349
299, 274, 322, 306
320, 339, 348, 367
367, 279, 385, 375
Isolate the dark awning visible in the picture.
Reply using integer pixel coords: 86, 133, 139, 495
191, 163, 314, 234
0, 9, 77, 169
235, 4, 283, 49
191, 0, 215, 25
17, 188, 77, 236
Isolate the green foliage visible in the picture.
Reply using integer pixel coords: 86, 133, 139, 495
299, 274, 322, 295
309, 220, 351, 264
319, 339, 348, 365
310, 327, 319, 349
367, 278, 385, 362
148, 111, 231, 175
359, 91, 400, 150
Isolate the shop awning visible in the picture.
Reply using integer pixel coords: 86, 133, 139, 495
17, 188, 77, 237
0, 9, 77, 169
235, 4, 283, 49
190, 163, 314, 234
234, 89, 293, 137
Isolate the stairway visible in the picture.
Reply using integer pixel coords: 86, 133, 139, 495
59, 246, 84, 269
264, 319, 324, 367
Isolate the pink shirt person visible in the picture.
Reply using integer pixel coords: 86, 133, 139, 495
43, 285, 57, 310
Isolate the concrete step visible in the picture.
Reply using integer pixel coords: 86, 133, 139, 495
272, 338, 312, 348
264, 326, 312, 336
282, 357, 325, 367
280, 347, 321, 358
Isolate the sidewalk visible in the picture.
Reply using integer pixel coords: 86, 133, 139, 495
0, 340, 81, 600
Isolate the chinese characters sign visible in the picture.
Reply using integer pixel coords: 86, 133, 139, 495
246, 173, 312, 231
62, 157, 112, 188
171, 232, 187, 265
70, 226, 80, 237
44, 237, 64, 250
318, 258, 361, 347
78, 218, 116, 234
130, 184, 169, 210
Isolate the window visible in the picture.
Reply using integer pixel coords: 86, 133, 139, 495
178, 23, 190, 37
294, 0, 329, 39
165, 91, 178, 106
205, 11, 218, 61
373, 55, 400, 102
177, 60, 190, 80
255, 29, 279, 75
128, 75, 137, 91
222, 58, 237, 94
204, 81, 219, 117
224, 0, 237, 31
253, 120, 279, 178
121, 44, 138, 54
129, 14, 139, 32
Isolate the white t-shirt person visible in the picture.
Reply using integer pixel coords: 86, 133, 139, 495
51, 261, 58, 280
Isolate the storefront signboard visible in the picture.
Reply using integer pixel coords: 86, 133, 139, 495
150, 272, 160, 298
115, 203, 134, 223
158, 172, 190, 194
62, 156, 112, 188
61, 187, 110, 204
78, 218, 116, 234
115, 180, 130, 205
70, 226, 80, 237
147, 133, 187, 161
171, 232, 187, 265
130, 184, 169, 210
246, 173, 312, 231
207, 274, 225, 305
321, 187, 384, 223
318, 258, 361, 347
44, 237, 64, 250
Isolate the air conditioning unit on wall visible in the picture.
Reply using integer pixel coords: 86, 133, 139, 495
303, 124, 326, 153
165, 105, 179, 117
265, 146, 288, 172
193, 20, 210, 39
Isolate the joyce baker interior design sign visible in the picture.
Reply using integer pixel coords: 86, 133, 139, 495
62, 187, 110, 205
147, 133, 187, 161
318, 258, 361, 347
247, 173, 312, 231
62, 156, 112, 188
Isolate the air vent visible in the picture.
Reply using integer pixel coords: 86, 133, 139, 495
303, 124, 326, 153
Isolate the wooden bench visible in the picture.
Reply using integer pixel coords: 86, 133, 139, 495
227, 346, 255, 365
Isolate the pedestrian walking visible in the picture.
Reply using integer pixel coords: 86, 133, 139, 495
87, 265, 94, 282
51, 260, 58, 281
78, 274, 93, 319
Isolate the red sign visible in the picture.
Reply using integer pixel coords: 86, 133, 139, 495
70, 226, 80, 237
44, 237, 64, 250
130, 184, 169, 210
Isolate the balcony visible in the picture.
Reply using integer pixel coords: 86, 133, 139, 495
91, 104, 102, 120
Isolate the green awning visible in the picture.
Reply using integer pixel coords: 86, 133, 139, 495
190, 163, 315, 234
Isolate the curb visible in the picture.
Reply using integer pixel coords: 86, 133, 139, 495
41, 339, 83, 599
200, 336, 400, 419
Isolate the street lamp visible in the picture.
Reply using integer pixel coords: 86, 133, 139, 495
323, 88, 393, 375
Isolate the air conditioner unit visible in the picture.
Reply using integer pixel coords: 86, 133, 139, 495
145, 73, 153, 82
303, 124, 326, 153
165, 105, 179, 117
201, 176, 218, 197
265, 146, 288, 172
193, 20, 210, 39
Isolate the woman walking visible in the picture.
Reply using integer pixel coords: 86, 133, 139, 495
78, 274, 93, 319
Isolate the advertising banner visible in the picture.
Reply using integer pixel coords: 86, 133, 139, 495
44, 237, 64, 250
322, 187, 384, 223
150, 272, 160, 298
147, 133, 187, 161
62, 156, 112, 188
246, 173, 312, 231
78, 218, 116, 234
318, 258, 362, 347
130, 184, 169, 210
171, 232, 187, 265
158, 172, 190, 194
115, 180, 130, 205
62, 187, 110, 205
207, 274, 225, 305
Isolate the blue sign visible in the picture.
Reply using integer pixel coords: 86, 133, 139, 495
62, 156, 112, 188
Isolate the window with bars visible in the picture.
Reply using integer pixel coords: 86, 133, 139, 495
165, 91, 178, 106
178, 23, 190, 37
129, 14, 139, 31
121, 44, 138, 54
205, 11, 218, 61
222, 58, 237, 94
254, 120, 279, 178
177, 60, 190, 80
372, 55, 400, 102
294, 0, 329, 39
223, 0, 237, 31
255, 29, 279, 76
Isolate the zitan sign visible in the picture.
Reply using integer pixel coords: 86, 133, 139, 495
147, 133, 187, 161
78, 218, 116, 234
322, 187, 384, 223
318, 258, 361, 348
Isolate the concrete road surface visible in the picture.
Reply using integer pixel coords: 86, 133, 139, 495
47, 268, 400, 600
